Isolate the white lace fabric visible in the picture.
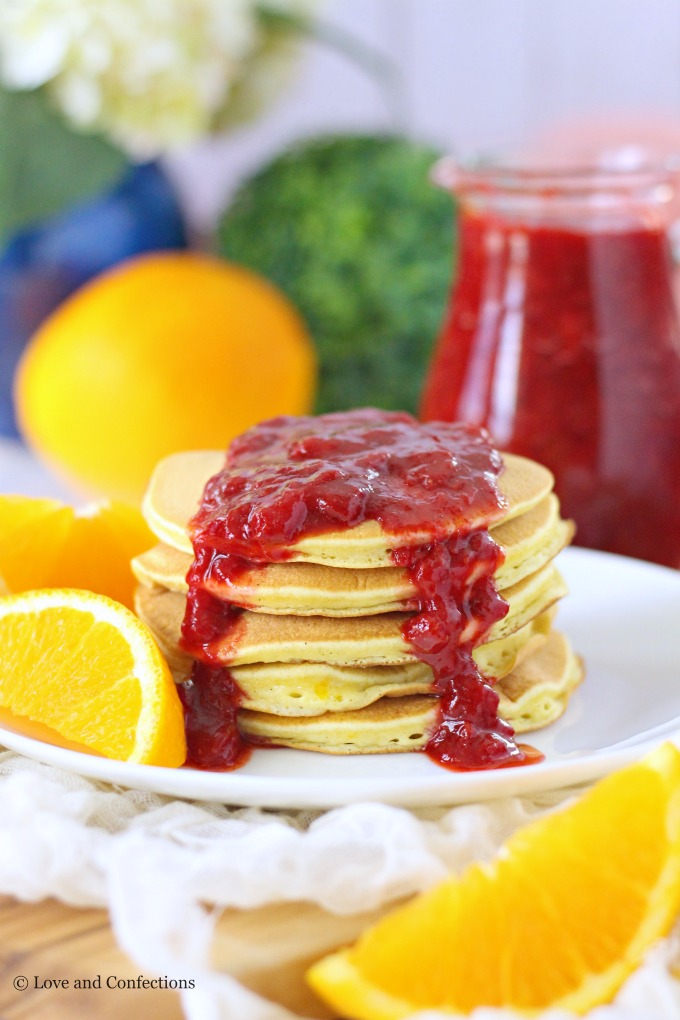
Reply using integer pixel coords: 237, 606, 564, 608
1, 749, 679, 1020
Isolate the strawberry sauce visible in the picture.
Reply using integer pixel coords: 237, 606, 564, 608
422, 205, 680, 566
180, 409, 534, 771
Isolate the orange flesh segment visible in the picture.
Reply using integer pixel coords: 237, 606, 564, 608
308, 744, 680, 1017
0, 496, 154, 609
0, 589, 186, 766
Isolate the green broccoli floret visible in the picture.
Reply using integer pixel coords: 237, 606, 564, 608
217, 134, 455, 414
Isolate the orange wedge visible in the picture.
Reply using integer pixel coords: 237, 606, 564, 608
0, 589, 186, 766
308, 743, 680, 1018
0, 496, 154, 610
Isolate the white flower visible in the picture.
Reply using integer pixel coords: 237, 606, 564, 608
0, 0, 315, 157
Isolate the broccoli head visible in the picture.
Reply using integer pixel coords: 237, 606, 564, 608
217, 134, 455, 414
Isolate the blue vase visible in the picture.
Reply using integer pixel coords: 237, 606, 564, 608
0, 161, 188, 436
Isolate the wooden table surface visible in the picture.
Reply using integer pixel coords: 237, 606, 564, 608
0, 894, 392, 1019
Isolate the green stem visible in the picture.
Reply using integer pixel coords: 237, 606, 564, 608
257, 5, 406, 127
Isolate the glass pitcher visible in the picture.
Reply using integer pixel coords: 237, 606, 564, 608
421, 161, 680, 567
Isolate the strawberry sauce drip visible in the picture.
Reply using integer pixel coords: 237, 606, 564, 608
179, 409, 538, 771
179, 662, 250, 771
393, 533, 521, 769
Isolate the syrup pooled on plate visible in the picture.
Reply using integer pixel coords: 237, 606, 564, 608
180, 409, 536, 771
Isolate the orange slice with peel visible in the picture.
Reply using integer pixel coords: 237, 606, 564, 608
308, 743, 680, 1018
0, 495, 154, 610
0, 589, 186, 766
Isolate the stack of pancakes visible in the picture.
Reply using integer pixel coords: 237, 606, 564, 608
132, 449, 582, 757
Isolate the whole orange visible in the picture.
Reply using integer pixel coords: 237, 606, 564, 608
15, 253, 316, 503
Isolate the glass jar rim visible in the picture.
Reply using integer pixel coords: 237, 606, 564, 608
433, 155, 680, 199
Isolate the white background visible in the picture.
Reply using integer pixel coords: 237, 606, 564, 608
169, 0, 680, 230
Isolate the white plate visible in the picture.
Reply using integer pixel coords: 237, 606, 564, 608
1, 548, 679, 809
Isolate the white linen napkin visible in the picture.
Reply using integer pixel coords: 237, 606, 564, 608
1, 750, 679, 1020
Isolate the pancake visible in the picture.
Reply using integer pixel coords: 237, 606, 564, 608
143, 450, 554, 567
493, 495, 574, 591
230, 611, 554, 716
132, 542, 416, 612
135, 413, 582, 768
495, 628, 583, 731
164, 607, 556, 711
135, 561, 567, 669
237, 631, 582, 752
132, 494, 574, 614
